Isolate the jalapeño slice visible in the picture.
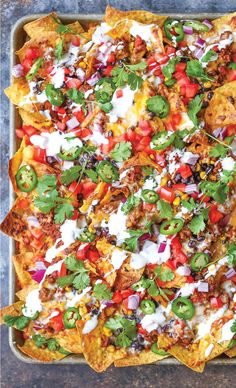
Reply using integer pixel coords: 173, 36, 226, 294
16, 165, 38, 193
141, 189, 159, 204
184, 20, 210, 32
151, 343, 169, 356
151, 131, 175, 150
190, 253, 210, 272
160, 218, 184, 235
58, 146, 82, 161
140, 299, 156, 314
46, 84, 64, 106
164, 19, 184, 42
96, 161, 118, 183
63, 307, 81, 329
78, 229, 96, 243
172, 297, 195, 320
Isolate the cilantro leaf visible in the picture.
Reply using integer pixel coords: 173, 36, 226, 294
157, 199, 173, 219
229, 62, 236, 70
55, 38, 64, 61
125, 62, 147, 71
104, 317, 123, 330
65, 255, 87, 272
132, 277, 151, 291
147, 280, 159, 297
73, 272, 90, 290
124, 229, 145, 252
34, 197, 56, 213
186, 60, 213, 81
60, 166, 82, 185
162, 57, 180, 80
127, 72, 143, 90
115, 332, 133, 347
199, 181, 228, 204
209, 144, 228, 158
110, 141, 132, 162
36, 174, 57, 196
66, 88, 85, 104
32, 334, 48, 348
226, 243, 236, 266
154, 266, 174, 282
47, 338, 60, 351
93, 283, 113, 300
182, 197, 196, 212
189, 214, 206, 235
121, 194, 141, 215
111, 62, 145, 91
220, 168, 236, 184
85, 169, 98, 183
187, 95, 203, 127
111, 67, 128, 88
56, 273, 77, 288
105, 316, 137, 348
231, 320, 236, 333
54, 202, 74, 224
201, 50, 217, 63
26, 57, 43, 81
3, 315, 30, 330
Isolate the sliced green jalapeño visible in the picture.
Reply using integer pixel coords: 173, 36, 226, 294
164, 19, 184, 42
96, 161, 118, 183
16, 164, 38, 193
190, 253, 210, 272
141, 189, 159, 204
160, 218, 184, 235
63, 307, 81, 329
172, 297, 195, 320
151, 131, 175, 150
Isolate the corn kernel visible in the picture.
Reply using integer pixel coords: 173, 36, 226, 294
203, 81, 212, 88
78, 301, 85, 307
181, 194, 189, 200
195, 164, 200, 172
79, 61, 86, 69
84, 313, 91, 321
107, 345, 115, 353
200, 171, 207, 180
103, 327, 112, 337
160, 176, 168, 186
209, 174, 216, 181
173, 197, 180, 206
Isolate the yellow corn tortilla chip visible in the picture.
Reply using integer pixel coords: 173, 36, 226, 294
55, 328, 82, 354
19, 108, 53, 131
105, 5, 167, 27
122, 151, 162, 173
16, 284, 38, 301
205, 81, 236, 128
114, 259, 144, 290
19, 339, 66, 362
12, 252, 37, 288
5, 78, 30, 109
201, 12, 236, 40
114, 349, 168, 367
0, 200, 29, 240
225, 345, 236, 358
0, 301, 25, 324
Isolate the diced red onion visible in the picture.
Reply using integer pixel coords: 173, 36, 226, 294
194, 48, 204, 59
198, 282, 209, 292
185, 184, 199, 194
76, 68, 85, 82
66, 116, 80, 130
127, 294, 140, 310
86, 72, 101, 86
12, 64, 23, 78
212, 127, 227, 140
102, 300, 115, 307
158, 242, 167, 253
176, 266, 191, 276
183, 25, 193, 35
219, 214, 230, 227
225, 268, 236, 279
35, 261, 47, 271
183, 153, 199, 165
196, 37, 206, 47
139, 233, 151, 241
27, 216, 40, 227
202, 19, 213, 30
31, 269, 46, 283
121, 197, 127, 203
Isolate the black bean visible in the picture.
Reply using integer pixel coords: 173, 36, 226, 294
207, 91, 214, 100
174, 173, 181, 183
188, 240, 196, 248
196, 235, 205, 241
107, 130, 113, 137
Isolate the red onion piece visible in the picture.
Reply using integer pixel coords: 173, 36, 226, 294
139, 233, 152, 241
102, 300, 115, 307
121, 197, 127, 203
158, 242, 167, 253
12, 64, 23, 78
176, 266, 191, 276
127, 294, 140, 310
66, 116, 80, 130
87, 72, 101, 86
35, 261, 47, 271
225, 268, 236, 279
185, 184, 198, 194
219, 214, 230, 227
212, 127, 227, 140
182, 153, 199, 165
198, 282, 209, 292
27, 216, 40, 228
183, 25, 193, 35
202, 19, 213, 30
31, 269, 46, 283
76, 68, 85, 82
196, 37, 206, 47
194, 48, 204, 59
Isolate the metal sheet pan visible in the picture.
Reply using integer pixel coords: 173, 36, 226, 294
9, 12, 236, 365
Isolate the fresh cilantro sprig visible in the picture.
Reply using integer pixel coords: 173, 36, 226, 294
32, 334, 70, 354
66, 88, 87, 113
189, 207, 209, 235
56, 255, 90, 290
55, 38, 64, 61
157, 199, 173, 219
124, 229, 147, 252
132, 277, 172, 302
110, 141, 132, 162
26, 57, 43, 81
199, 180, 229, 204
121, 194, 141, 215
181, 197, 196, 212
92, 283, 113, 301
187, 94, 203, 127
162, 57, 180, 81
226, 243, 236, 266
209, 144, 228, 158
154, 266, 174, 282
104, 316, 137, 348
3, 315, 30, 330
111, 61, 147, 91
201, 50, 217, 64
186, 60, 213, 81
231, 320, 236, 333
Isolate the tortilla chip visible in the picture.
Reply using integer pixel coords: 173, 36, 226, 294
105, 5, 167, 27
19, 339, 66, 362
16, 284, 38, 301
12, 252, 37, 288
205, 81, 236, 128
114, 259, 144, 290
114, 349, 167, 367
122, 151, 162, 173
55, 328, 82, 354
4, 78, 30, 109
19, 108, 53, 131
0, 202, 29, 240
0, 301, 25, 324
201, 12, 236, 40
225, 345, 236, 358
80, 317, 126, 372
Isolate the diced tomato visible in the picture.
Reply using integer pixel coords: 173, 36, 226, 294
21, 58, 33, 74
138, 119, 153, 136
209, 205, 224, 224
178, 41, 187, 48
100, 138, 114, 154
59, 262, 67, 277
34, 147, 46, 164
122, 298, 130, 310
137, 324, 148, 335
156, 55, 169, 65
49, 310, 64, 333
158, 186, 176, 203
226, 124, 236, 136
15, 129, 25, 138
186, 276, 194, 283
171, 236, 182, 251
210, 297, 223, 309
199, 193, 211, 203
76, 243, 90, 260
73, 109, 85, 122
127, 128, 137, 142
218, 65, 227, 75
17, 198, 29, 209
166, 259, 176, 271
171, 236, 188, 267
177, 164, 192, 179
116, 89, 123, 98
230, 275, 236, 284
23, 125, 37, 137
156, 278, 168, 287
135, 35, 143, 47
143, 203, 156, 211
175, 62, 187, 72
171, 113, 182, 126
65, 77, 81, 89
71, 36, 80, 46
29, 226, 43, 240
87, 247, 100, 263
71, 209, 78, 220
82, 181, 97, 198
103, 65, 114, 76
68, 181, 82, 195
185, 83, 200, 98
166, 46, 176, 55
25, 47, 39, 60
56, 121, 66, 131
227, 69, 236, 81
172, 183, 186, 192
120, 289, 134, 299
112, 291, 123, 304
80, 128, 92, 138
107, 53, 116, 63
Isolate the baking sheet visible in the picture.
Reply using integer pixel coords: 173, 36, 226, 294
8, 12, 236, 365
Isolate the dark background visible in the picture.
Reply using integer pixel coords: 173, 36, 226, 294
1, 1, 236, 387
